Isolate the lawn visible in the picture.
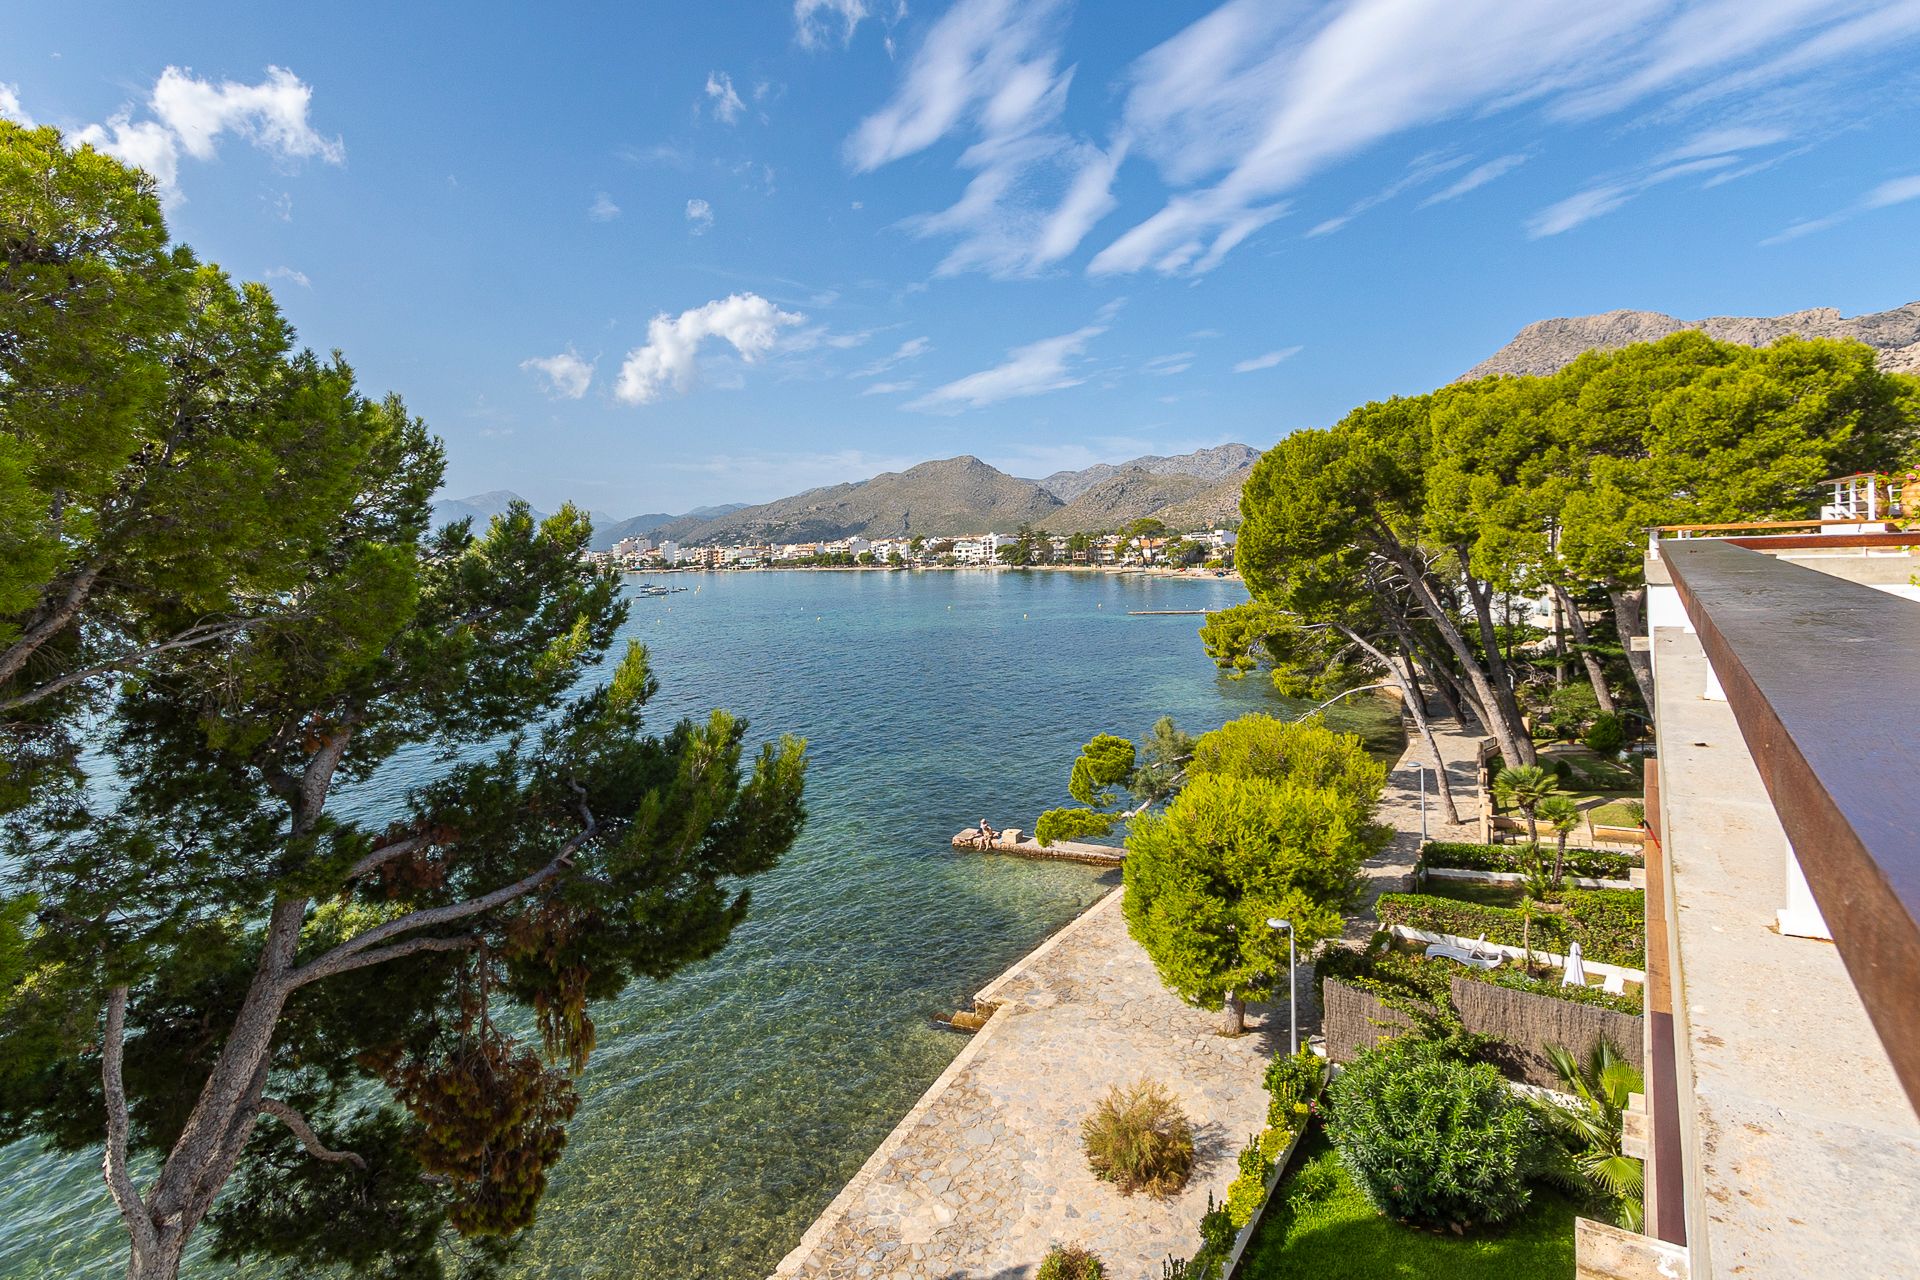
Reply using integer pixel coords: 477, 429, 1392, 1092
1238, 1131, 1578, 1280
1424, 878, 1527, 908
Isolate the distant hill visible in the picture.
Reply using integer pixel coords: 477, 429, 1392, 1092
1149, 465, 1256, 531
1464, 300, 1920, 380
670, 456, 1064, 545
1035, 443, 1259, 502
596, 504, 748, 549
1039, 467, 1210, 534
430, 492, 737, 551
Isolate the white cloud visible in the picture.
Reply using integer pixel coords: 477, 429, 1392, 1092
615, 293, 805, 405
588, 192, 621, 222
848, 0, 1117, 277
1085, 0, 1920, 276
905, 321, 1104, 413
1233, 347, 1302, 373
1864, 174, 1920, 209
1527, 155, 1737, 237
149, 65, 343, 163
1306, 151, 1469, 237
685, 197, 714, 232
860, 379, 918, 395
67, 65, 340, 203
795, 0, 871, 49
522, 350, 596, 400
0, 83, 35, 127
264, 266, 310, 288
1762, 171, 1920, 244
706, 72, 745, 124
852, 335, 932, 377
1141, 352, 1195, 376
1420, 153, 1529, 206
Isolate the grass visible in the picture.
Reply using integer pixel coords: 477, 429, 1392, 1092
1586, 800, 1642, 829
1238, 1130, 1578, 1280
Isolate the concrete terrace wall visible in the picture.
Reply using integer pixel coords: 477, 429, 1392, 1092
1322, 977, 1643, 1090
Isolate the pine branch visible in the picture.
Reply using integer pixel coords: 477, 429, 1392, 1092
258, 1099, 367, 1170
101, 986, 162, 1260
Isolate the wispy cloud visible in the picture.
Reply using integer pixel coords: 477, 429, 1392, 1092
62, 65, 341, 202
686, 197, 714, 233
1233, 347, 1301, 373
852, 335, 932, 378
705, 71, 745, 125
0, 83, 35, 127
795, 0, 870, 49
860, 379, 918, 395
848, 0, 1122, 278
1419, 153, 1529, 207
1141, 352, 1195, 376
588, 192, 621, 222
1763, 171, 1920, 245
522, 349, 596, 400
1079, 0, 1920, 275
1527, 154, 1739, 237
264, 265, 310, 288
905, 320, 1104, 413
1307, 151, 1470, 237
615, 293, 805, 405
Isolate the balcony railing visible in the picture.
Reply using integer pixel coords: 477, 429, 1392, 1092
1660, 538, 1920, 1109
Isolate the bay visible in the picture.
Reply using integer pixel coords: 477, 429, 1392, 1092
0, 569, 1400, 1280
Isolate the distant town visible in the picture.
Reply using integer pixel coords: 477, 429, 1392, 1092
585, 524, 1240, 572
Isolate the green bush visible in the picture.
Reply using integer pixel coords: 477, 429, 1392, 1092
1226, 1143, 1270, 1228
1582, 714, 1626, 754
1037, 1245, 1105, 1280
1318, 943, 1642, 1016
1421, 840, 1636, 880
1325, 1038, 1542, 1229
1163, 1197, 1236, 1280
1263, 1049, 1323, 1129
1082, 1080, 1195, 1197
1036, 806, 1121, 847
1542, 685, 1600, 738
1375, 890, 1646, 969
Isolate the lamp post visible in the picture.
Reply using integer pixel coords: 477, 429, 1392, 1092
1267, 917, 1297, 1056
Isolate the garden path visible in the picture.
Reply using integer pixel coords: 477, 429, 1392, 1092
769, 889, 1279, 1280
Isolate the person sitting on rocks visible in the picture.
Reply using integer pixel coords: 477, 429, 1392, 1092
978, 817, 998, 846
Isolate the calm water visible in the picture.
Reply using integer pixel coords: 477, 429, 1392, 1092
0, 570, 1399, 1280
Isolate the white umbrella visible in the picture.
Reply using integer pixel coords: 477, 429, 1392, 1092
1561, 939, 1588, 987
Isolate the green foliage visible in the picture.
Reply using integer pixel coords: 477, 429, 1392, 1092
1326, 1038, 1542, 1229
1082, 1080, 1195, 1197
1582, 714, 1626, 755
1226, 1153, 1270, 1228
1070, 734, 1137, 807
0, 126, 810, 1277
1129, 715, 1194, 806
1533, 1042, 1645, 1231
1163, 1194, 1237, 1280
1374, 891, 1647, 969
1036, 807, 1122, 847
1491, 765, 1562, 842
1421, 841, 1636, 880
1541, 685, 1600, 738
1235, 1131, 1579, 1280
1318, 943, 1642, 1017
1264, 1049, 1323, 1130
1037, 1245, 1105, 1280
1124, 758, 1387, 1012
1187, 714, 1387, 798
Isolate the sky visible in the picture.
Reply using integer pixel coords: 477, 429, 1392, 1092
6, 0, 1920, 517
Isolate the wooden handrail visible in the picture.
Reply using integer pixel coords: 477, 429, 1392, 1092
1661, 539, 1920, 1111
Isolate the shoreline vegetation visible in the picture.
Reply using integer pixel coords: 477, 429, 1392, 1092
625, 563, 1247, 584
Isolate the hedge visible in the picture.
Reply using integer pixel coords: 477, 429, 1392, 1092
1374, 889, 1646, 969
1318, 945, 1641, 1015
1421, 840, 1637, 880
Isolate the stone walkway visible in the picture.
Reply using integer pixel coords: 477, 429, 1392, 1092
771, 713, 1490, 1280
770, 890, 1280, 1280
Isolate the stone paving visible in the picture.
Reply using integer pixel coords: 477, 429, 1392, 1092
771, 715, 1490, 1280
771, 890, 1281, 1280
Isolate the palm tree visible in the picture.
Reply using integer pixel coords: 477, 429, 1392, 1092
1535, 1041, 1646, 1231
1537, 794, 1582, 888
1493, 764, 1562, 845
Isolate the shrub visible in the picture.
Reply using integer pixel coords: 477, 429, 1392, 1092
1421, 840, 1636, 880
1543, 685, 1600, 738
1582, 713, 1626, 754
1082, 1081, 1195, 1197
1325, 1038, 1542, 1229
1319, 943, 1642, 1016
1374, 890, 1646, 969
1037, 1245, 1105, 1280
1263, 1048, 1323, 1129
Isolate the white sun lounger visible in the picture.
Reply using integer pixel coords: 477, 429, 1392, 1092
1425, 933, 1504, 970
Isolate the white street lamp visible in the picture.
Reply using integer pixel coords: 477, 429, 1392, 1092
1267, 917, 1297, 1056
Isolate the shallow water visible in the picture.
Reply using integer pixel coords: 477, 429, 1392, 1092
0, 570, 1400, 1279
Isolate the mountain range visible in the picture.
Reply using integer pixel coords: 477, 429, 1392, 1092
437, 299, 1919, 550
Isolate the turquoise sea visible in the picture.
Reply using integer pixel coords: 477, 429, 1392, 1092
0, 570, 1399, 1280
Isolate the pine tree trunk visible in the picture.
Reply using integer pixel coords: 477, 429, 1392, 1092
1221, 991, 1246, 1035
1554, 583, 1617, 715
1609, 586, 1655, 714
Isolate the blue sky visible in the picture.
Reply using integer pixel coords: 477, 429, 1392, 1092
7, 0, 1920, 516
